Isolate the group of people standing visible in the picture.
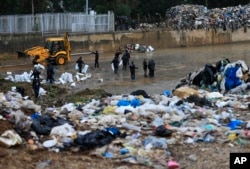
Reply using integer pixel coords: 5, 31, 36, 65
112, 49, 155, 80
30, 49, 155, 98
75, 50, 99, 73
143, 58, 155, 78
30, 61, 55, 98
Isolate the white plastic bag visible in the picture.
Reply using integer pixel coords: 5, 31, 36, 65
111, 63, 114, 71
75, 64, 79, 70
82, 64, 89, 74
119, 59, 123, 66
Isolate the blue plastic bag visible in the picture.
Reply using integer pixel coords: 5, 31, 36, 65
228, 120, 244, 130
130, 99, 140, 108
117, 100, 130, 107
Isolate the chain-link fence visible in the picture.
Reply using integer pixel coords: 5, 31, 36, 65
0, 11, 114, 35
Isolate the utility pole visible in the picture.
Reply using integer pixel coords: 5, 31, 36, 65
32, 0, 34, 15
86, 0, 88, 15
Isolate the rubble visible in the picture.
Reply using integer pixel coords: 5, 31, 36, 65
132, 4, 250, 33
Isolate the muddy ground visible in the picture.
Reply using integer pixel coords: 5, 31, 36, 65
1, 42, 250, 169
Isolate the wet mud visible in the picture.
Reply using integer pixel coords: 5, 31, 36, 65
1, 42, 250, 95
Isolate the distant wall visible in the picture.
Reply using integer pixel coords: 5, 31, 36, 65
0, 28, 250, 54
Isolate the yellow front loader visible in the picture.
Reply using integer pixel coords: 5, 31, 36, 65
17, 32, 71, 65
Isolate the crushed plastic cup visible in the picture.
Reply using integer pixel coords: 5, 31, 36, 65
122, 123, 141, 131
203, 133, 215, 143
167, 160, 180, 169
228, 133, 238, 141
102, 151, 113, 158
152, 117, 164, 128
243, 130, 250, 138
132, 132, 141, 139
163, 90, 171, 97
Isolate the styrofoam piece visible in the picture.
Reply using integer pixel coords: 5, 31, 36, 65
43, 139, 57, 148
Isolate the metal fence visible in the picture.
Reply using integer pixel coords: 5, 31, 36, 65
0, 11, 114, 35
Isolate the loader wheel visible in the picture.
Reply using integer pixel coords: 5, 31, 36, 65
56, 55, 66, 65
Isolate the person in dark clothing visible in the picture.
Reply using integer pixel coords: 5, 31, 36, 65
143, 59, 148, 77
16, 86, 25, 97
112, 55, 120, 74
76, 57, 85, 73
115, 51, 122, 58
30, 68, 40, 79
125, 49, 130, 64
148, 59, 155, 78
92, 50, 99, 68
129, 61, 138, 80
46, 62, 55, 84
122, 50, 130, 70
32, 77, 41, 98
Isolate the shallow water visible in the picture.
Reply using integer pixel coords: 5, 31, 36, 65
94, 42, 250, 95
1, 42, 250, 95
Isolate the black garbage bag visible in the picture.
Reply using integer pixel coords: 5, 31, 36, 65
130, 90, 150, 98
31, 115, 54, 135
216, 58, 230, 72
202, 64, 216, 85
31, 115, 73, 135
192, 70, 204, 87
185, 94, 212, 107
16, 86, 25, 97
52, 117, 73, 127
74, 129, 116, 151
154, 125, 172, 137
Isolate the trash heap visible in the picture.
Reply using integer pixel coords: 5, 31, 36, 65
165, 4, 250, 31
1, 59, 250, 168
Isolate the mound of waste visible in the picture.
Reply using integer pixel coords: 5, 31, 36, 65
1, 58, 250, 168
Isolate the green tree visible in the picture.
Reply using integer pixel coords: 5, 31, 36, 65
63, 0, 86, 12
0, 0, 19, 15
18, 0, 48, 14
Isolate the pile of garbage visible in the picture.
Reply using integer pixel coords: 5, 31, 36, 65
123, 44, 155, 53
176, 58, 250, 94
165, 4, 250, 31
4, 63, 91, 87
1, 59, 250, 168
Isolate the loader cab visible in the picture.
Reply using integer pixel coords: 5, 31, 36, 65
43, 32, 71, 65
45, 39, 65, 55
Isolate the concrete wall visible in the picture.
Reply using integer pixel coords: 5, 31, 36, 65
0, 28, 250, 54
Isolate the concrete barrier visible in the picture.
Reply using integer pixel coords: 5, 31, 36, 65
0, 28, 250, 54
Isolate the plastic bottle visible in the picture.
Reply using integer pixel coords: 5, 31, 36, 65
120, 148, 130, 155
132, 132, 141, 139
122, 123, 141, 131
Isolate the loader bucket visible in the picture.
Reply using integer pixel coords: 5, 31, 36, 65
17, 51, 29, 59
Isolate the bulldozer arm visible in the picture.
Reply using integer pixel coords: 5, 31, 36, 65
17, 46, 50, 65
